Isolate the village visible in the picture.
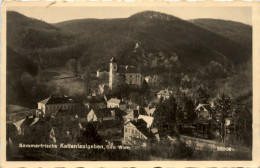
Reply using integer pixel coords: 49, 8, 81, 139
6, 57, 251, 160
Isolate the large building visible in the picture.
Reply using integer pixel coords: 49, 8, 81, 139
108, 57, 143, 91
38, 94, 79, 116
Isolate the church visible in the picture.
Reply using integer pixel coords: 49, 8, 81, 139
108, 57, 143, 91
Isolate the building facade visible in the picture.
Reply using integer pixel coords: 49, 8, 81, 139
123, 119, 151, 147
38, 94, 79, 116
107, 57, 143, 91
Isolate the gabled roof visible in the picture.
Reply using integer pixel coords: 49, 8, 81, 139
125, 109, 139, 119
39, 94, 76, 105
128, 119, 151, 138
125, 66, 140, 73
145, 107, 156, 116
108, 98, 121, 104
108, 98, 126, 105
91, 109, 112, 119
138, 115, 154, 128
195, 104, 212, 112
104, 94, 121, 101
117, 65, 141, 74
157, 89, 173, 96
91, 108, 125, 119
14, 116, 39, 129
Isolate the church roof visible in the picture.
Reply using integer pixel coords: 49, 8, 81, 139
117, 65, 140, 74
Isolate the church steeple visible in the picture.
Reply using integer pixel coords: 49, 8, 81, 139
109, 57, 117, 91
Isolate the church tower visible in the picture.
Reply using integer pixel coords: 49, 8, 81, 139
109, 57, 117, 91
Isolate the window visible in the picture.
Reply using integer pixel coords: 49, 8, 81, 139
130, 75, 132, 77
125, 128, 127, 133
114, 66, 116, 70
132, 129, 134, 134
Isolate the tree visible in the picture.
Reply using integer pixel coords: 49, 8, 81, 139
212, 93, 234, 143
182, 96, 196, 123
233, 105, 252, 147
154, 95, 182, 137
78, 124, 102, 145
196, 86, 210, 104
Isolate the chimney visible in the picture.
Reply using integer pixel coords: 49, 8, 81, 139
133, 110, 139, 122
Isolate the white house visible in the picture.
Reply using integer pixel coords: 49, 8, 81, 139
107, 98, 126, 110
157, 89, 173, 100
108, 57, 143, 91
87, 109, 116, 122
195, 104, 212, 120
38, 94, 79, 116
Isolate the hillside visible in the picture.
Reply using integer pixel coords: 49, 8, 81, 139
189, 18, 252, 48
7, 11, 76, 50
54, 11, 251, 71
6, 10, 252, 106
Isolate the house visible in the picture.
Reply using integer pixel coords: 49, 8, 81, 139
193, 104, 213, 139
125, 109, 139, 122
144, 75, 162, 86
109, 57, 143, 91
13, 115, 39, 136
83, 96, 106, 109
123, 119, 152, 147
86, 108, 124, 123
157, 89, 173, 100
107, 98, 126, 110
38, 94, 79, 116
195, 104, 212, 120
104, 93, 121, 102
86, 120, 123, 138
12, 115, 55, 144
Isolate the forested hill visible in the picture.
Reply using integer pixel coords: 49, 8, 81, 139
7, 11, 252, 70
7, 11, 76, 50
189, 18, 252, 48
6, 11, 252, 107
54, 11, 251, 70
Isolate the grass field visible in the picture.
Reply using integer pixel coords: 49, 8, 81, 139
40, 67, 85, 96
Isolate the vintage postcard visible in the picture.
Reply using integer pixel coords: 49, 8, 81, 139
1, 1, 260, 167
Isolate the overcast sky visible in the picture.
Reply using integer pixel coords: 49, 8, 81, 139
7, 6, 252, 25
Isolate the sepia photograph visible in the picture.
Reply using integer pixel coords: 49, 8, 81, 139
4, 4, 254, 162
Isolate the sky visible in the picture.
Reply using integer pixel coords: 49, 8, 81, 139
7, 6, 252, 25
